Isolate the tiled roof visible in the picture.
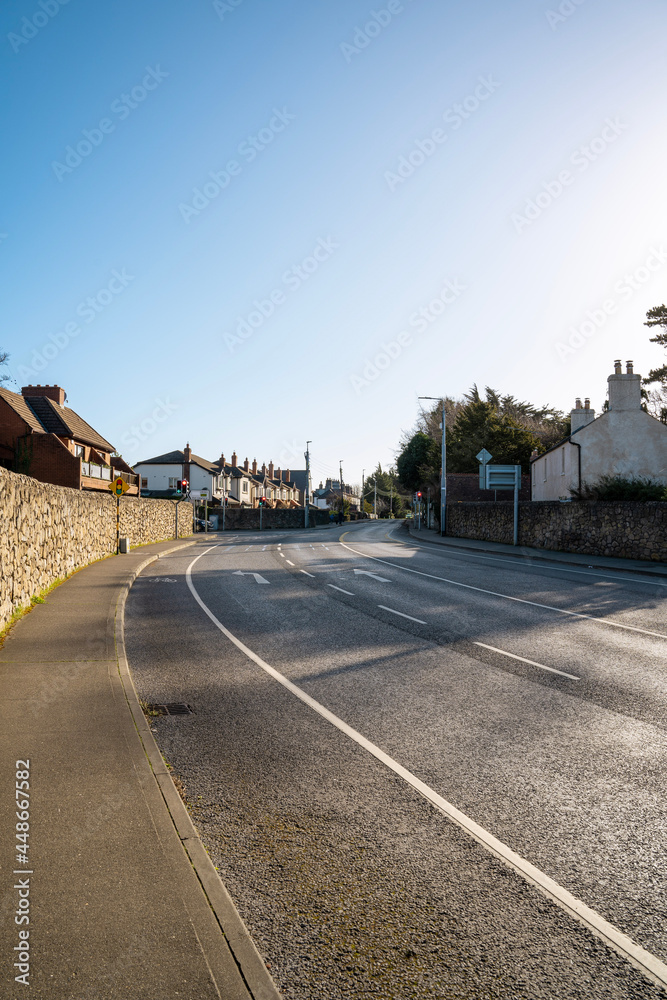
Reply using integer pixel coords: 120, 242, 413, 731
134, 450, 219, 473
0, 387, 114, 451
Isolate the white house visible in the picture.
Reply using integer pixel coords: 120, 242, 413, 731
133, 444, 224, 500
531, 360, 667, 500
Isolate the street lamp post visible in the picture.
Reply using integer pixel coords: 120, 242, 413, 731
418, 395, 447, 537
305, 441, 311, 528
361, 469, 365, 519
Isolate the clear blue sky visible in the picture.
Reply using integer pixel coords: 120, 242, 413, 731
3, 0, 666, 487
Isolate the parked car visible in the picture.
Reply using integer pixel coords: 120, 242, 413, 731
195, 518, 215, 532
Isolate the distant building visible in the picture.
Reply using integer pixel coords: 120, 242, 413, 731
312, 478, 359, 511
531, 360, 667, 500
134, 445, 224, 500
0, 384, 138, 494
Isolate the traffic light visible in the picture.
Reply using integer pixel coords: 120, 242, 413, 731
181, 479, 188, 494
416, 491, 422, 500
258, 496, 267, 507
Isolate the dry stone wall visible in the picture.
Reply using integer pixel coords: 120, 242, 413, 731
218, 507, 330, 530
445, 500, 666, 562
0, 467, 192, 629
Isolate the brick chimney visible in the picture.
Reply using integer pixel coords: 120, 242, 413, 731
252, 459, 257, 475
218, 452, 225, 466
285, 469, 291, 482
243, 457, 249, 472
261, 463, 267, 476
22, 385, 66, 407
570, 397, 596, 433
231, 451, 238, 467
184, 443, 192, 462
276, 467, 282, 482
268, 461, 274, 479
608, 359, 642, 411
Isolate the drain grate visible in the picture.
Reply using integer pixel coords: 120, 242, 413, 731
145, 703, 194, 717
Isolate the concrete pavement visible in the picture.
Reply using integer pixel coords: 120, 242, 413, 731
0, 538, 281, 999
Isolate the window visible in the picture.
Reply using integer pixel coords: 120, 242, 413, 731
141, 478, 148, 489
242, 481, 248, 493
169, 477, 179, 488
74, 444, 84, 458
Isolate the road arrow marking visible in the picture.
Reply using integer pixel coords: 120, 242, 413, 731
353, 569, 391, 583
233, 571, 269, 584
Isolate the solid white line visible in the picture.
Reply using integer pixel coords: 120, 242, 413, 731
378, 605, 426, 624
328, 585, 355, 596
183, 545, 667, 994
300, 570, 315, 578
286, 560, 295, 566
340, 543, 667, 640
474, 642, 580, 681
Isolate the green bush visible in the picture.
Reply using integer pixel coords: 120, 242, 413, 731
570, 475, 667, 501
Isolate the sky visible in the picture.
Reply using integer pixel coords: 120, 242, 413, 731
2, 0, 667, 489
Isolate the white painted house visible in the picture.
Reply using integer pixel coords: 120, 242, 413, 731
531, 360, 667, 500
133, 444, 225, 500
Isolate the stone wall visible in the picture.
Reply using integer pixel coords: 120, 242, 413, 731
0, 467, 193, 629
445, 501, 666, 562
218, 507, 331, 530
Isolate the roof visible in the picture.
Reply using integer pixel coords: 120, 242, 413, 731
0, 387, 114, 451
289, 470, 309, 492
134, 450, 219, 473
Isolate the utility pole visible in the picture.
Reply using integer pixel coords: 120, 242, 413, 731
374, 477, 377, 518
390, 479, 393, 518
305, 441, 311, 528
418, 395, 447, 537
361, 469, 365, 519
339, 459, 344, 520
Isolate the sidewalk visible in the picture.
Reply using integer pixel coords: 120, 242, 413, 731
406, 523, 667, 579
0, 538, 281, 999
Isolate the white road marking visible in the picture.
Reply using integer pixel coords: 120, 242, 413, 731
183, 545, 667, 995
353, 569, 391, 583
473, 642, 580, 681
245, 545, 252, 551
286, 560, 295, 566
300, 570, 315, 578
262, 545, 267, 551
233, 570, 269, 585
328, 585, 355, 596
378, 605, 426, 624
340, 543, 667, 640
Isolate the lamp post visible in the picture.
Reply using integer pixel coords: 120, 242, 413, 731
418, 395, 446, 537
339, 460, 344, 521
305, 441, 311, 528
361, 469, 365, 519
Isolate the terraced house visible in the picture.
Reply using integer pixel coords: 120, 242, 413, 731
0, 384, 138, 494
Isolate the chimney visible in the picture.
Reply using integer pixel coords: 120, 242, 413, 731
261, 463, 267, 476
243, 457, 249, 472
626, 360, 634, 374
285, 469, 291, 482
252, 459, 257, 475
22, 385, 66, 407
276, 467, 282, 482
570, 398, 596, 433
231, 451, 238, 467
608, 359, 642, 411
218, 453, 225, 467
184, 443, 192, 462
268, 461, 274, 479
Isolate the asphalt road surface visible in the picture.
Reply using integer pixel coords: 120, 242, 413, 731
125, 521, 667, 1000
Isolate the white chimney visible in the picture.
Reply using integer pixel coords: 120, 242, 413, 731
607, 359, 642, 411
570, 397, 596, 433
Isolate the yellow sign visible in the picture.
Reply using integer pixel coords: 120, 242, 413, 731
109, 477, 130, 496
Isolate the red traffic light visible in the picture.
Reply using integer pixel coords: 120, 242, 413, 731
416, 491, 422, 498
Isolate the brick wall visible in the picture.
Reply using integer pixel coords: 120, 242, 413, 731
0, 467, 193, 629
445, 473, 531, 503
445, 501, 667, 562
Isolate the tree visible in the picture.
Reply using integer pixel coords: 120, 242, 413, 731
446, 399, 542, 473
0, 351, 12, 386
365, 464, 409, 517
643, 305, 667, 422
396, 433, 439, 492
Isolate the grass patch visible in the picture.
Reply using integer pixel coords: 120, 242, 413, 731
0, 575, 69, 649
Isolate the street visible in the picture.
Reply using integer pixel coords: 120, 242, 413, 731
125, 521, 667, 1000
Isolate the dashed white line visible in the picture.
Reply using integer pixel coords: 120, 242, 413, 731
279, 553, 285, 559
286, 560, 295, 566
328, 585, 355, 596
378, 605, 426, 624
300, 570, 315, 578
340, 542, 667, 640
473, 642, 580, 681
184, 544, 667, 994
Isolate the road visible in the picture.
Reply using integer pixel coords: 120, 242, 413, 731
125, 520, 667, 1000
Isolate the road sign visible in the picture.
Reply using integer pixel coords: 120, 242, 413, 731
476, 448, 492, 465
484, 464, 520, 490
110, 477, 130, 496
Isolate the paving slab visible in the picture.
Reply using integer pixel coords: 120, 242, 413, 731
0, 539, 281, 999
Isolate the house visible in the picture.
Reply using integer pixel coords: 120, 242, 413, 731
0, 384, 138, 494
134, 445, 224, 501
531, 360, 667, 500
312, 478, 359, 511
